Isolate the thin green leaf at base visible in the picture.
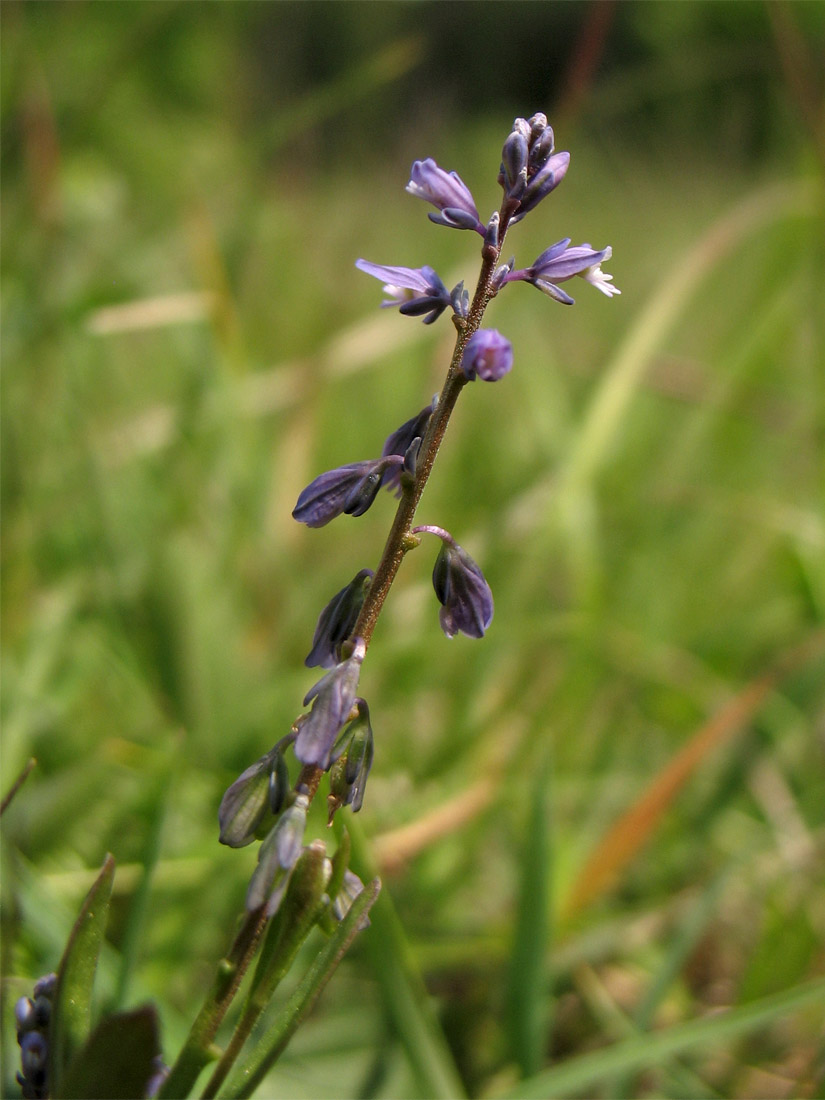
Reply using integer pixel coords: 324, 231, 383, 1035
50, 853, 116, 1099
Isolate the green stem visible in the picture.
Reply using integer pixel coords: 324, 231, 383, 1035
221, 879, 381, 1099
200, 848, 329, 1099
158, 908, 269, 1099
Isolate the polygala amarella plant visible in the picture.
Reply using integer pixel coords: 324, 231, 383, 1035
15, 113, 618, 1100
221, 110, 618, 876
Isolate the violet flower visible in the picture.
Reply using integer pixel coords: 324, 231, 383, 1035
295, 639, 365, 769
406, 158, 483, 233
413, 526, 494, 639
355, 260, 451, 324
305, 568, 373, 669
293, 456, 404, 528
380, 399, 436, 494
460, 329, 513, 382
329, 700, 374, 814
246, 794, 309, 914
502, 240, 620, 305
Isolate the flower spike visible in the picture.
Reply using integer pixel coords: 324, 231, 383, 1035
295, 639, 366, 769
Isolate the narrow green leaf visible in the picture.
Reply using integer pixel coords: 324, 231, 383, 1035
506, 749, 551, 1077
222, 877, 381, 1099
50, 853, 116, 1099
499, 978, 825, 1099
58, 1005, 160, 1099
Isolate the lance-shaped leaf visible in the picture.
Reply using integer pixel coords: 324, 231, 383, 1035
58, 1006, 161, 1100
49, 854, 115, 1099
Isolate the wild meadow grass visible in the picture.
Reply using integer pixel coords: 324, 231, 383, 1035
2, 4, 824, 1097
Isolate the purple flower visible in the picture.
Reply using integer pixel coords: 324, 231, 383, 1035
332, 700, 374, 813
413, 526, 494, 639
380, 399, 436, 494
460, 329, 513, 382
503, 240, 620, 305
293, 456, 404, 528
355, 260, 451, 324
406, 158, 483, 233
246, 794, 309, 914
305, 568, 373, 669
295, 639, 365, 769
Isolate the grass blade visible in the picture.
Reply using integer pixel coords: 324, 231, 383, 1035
348, 820, 467, 1100
499, 978, 825, 1099
505, 749, 552, 1078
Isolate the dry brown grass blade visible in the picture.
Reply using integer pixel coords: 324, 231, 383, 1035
562, 631, 825, 919
372, 776, 497, 875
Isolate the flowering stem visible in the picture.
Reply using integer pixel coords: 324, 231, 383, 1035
352, 223, 507, 650
158, 908, 269, 1099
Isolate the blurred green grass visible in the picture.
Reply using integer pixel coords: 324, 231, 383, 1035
2, 2, 824, 1097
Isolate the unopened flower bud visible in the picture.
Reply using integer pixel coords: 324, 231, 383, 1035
305, 569, 373, 669
500, 131, 528, 199
279, 840, 332, 926
32, 974, 56, 1001
219, 749, 284, 848
246, 794, 309, 914
406, 158, 483, 233
381, 399, 436, 495
296, 640, 365, 769
293, 457, 403, 528
332, 869, 371, 929
327, 701, 374, 819
15, 997, 35, 1034
459, 329, 513, 382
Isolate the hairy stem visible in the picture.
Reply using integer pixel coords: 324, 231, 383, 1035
352, 219, 508, 648
158, 908, 269, 1099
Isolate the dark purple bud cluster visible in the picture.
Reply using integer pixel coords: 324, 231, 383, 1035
15, 973, 56, 1099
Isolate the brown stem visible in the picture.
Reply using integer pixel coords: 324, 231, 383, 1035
351, 220, 506, 648
293, 217, 508, 811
